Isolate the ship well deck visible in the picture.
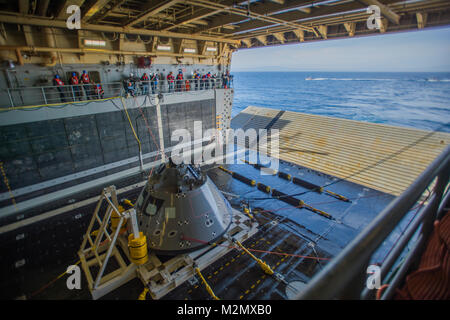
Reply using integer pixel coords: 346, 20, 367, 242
0, 108, 448, 300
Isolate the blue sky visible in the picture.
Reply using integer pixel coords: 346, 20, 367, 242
231, 26, 450, 72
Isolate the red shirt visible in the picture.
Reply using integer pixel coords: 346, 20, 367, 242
70, 76, 79, 85
167, 74, 174, 83
54, 78, 64, 86
81, 73, 90, 83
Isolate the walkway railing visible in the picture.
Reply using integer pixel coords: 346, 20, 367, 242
0, 77, 233, 109
296, 145, 450, 299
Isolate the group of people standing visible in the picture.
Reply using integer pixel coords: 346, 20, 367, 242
125, 72, 159, 97
53, 69, 233, 102
53, 71, 104, 103
124, 70, 231, 96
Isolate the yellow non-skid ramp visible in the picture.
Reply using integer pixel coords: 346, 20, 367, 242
233, 106, 450, 196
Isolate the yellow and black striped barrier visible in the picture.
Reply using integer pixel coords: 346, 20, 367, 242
218, 165, 333, 220
271, 189, 333, 220
242, 159, 349, 202
218, 166, 256, 186
292, 177, 350, 202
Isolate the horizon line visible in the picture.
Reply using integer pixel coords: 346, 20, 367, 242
230, 70, 450, 73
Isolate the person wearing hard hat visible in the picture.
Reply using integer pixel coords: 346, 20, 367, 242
167, 71, 175, 93
150, 73, 159, 93
176, 70, 184, 92
53, 74, 67, 103
69, 72, 82, 101
81, 70, 93, 100
125, 73, 136, 97
141, 73, 149, 95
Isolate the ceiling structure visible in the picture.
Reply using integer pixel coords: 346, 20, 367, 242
0, 0, 449, 51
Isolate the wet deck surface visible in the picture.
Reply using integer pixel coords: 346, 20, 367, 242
0, 155, 402, 300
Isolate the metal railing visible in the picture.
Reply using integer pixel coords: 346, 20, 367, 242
0, 77, 233, 109
296, 144, 450, 300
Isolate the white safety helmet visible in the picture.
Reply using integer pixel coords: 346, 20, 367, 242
130, 73, 134, 77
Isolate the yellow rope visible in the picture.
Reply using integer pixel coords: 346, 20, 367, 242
194, 267, 220, 300
5, 96, 121, 111
138, 287, 149, 300
0, 161, 17, 210
120, 96, 142, 151
235, 240, 274, 276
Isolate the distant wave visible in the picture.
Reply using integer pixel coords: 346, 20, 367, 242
425, 79, 450, 82
305, 77, 450, 82
306, 77, 395, 81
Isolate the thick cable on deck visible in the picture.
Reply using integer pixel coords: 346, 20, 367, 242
233, 239, 274, 276
194, 266, 220, 300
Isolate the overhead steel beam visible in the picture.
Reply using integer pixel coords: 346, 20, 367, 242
230, 0, 408, 40
88, 0, 128, 23
416, 12, 427, 29
18, 0, 30, 15
359, 0, 400, 24
123, 0, 180, 28
56, 0, 86, 19
36, 0, 50, 16
82, 0, 112, 22
0, 44, 218, 59
0, 13, 240, 44
162, 0, 237, 32
184, 0, 315, 33
163, 8, 223, 31
162, 0, 250, 31
192, 0, 317, 34
235, 5, 450, 49
224, 0, 384, 35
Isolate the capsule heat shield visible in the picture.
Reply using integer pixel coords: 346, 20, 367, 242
134, 164, 233, 255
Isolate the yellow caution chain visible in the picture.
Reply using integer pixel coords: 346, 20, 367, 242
242, 159, 349, 202
194, 266, 220, 300
233, 239, 274, 276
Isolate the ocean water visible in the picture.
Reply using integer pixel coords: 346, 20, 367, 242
232, 72, 450, 133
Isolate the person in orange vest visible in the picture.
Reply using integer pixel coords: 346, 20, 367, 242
141, 73, 149, 95
185, 79, 190, 91
176, 70, 184, 92
69, 72, 82, 101
167, 71, 175, 93
81, 70, 93, 100
53, 75, 67, 103
94, 83, 104, 99
193, 70, 200, 90
125, 73, 136, 97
